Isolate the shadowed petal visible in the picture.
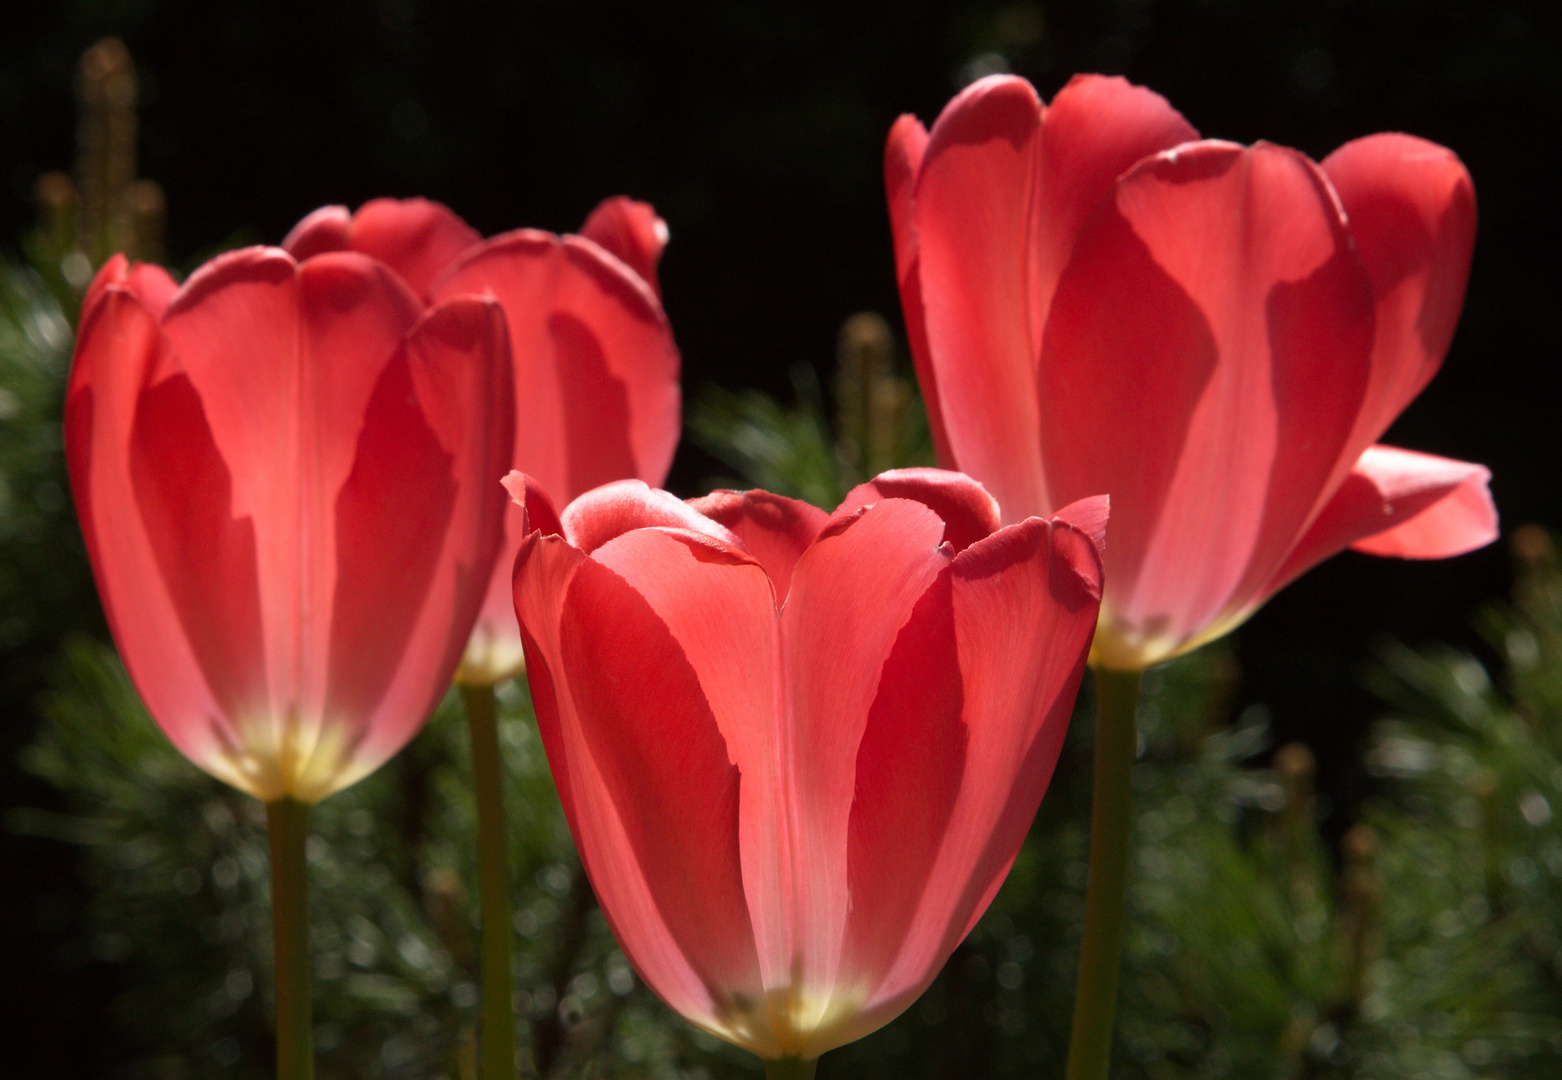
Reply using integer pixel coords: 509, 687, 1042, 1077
579, 196, 669, 299
687, 489, 829, 604
837, 468, 1001, 554
1323, 133, 1477, 447
1259, 445, 1496, 604
325, 297, 513, 790
349, 197, 483, 298
281, 205, 352, 261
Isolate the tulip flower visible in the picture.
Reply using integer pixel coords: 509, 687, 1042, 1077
284, 196, 681, 685
509, 468, 1106, 1075
887, 73, 1495, 671
886, 73, 1497, 1080
66, 247, 515, 1079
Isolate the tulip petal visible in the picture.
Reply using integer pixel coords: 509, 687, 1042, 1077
839, 568, 965, 1006
130, 371, 269, 733
517, 529, 746, 1033
1259, 445, 1496, 604
281, 205, 352, 261
827, 514, 1102, 1054
83, 254, 179, 322
161, 248, 424, 744
560, 543, 766, 1032
348, 197, 483, 299
913, 76, 1049, 521
563, 479, 738, 554
1323, 134, 1477, 445
884, 114, 953, 468
1040, 142, 1376, 663
837, 468, 1001, 554
67, 282, 263, 791
781, 498, 952, 1012
579, 195, 669, 299
502, 470, 564, 538
686, 489, 829, 603
1026, 75, 1198, 365
324, 297, 514, 791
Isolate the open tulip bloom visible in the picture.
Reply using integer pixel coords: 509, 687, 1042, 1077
65, 247, 515, 1078
885, 72, 1498, 1079
508, 468, 1107, 1075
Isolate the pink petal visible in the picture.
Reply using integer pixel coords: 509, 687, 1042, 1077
884, 114, 953, 468
686, 489, 830, 603
837, 468, 1001, 554
83, 255, 179, 322
1261, 445, 1497, 602
1025, 75, 1198, 378
327, 297, 514, 775
838, 567, 965, 1007
281, 205, 352, 261
514, 530, 717, 1020
558, 539, 767, 1036
562, 479, 738, 555
1039, 141, 1376, 662
913, 76, 1049, 521
779, 498, 952, 1014
502, 470, 564, 538
161, 248, 423, 737
579, 195, 669, 299
349, 197, 483, 299
588, 525, 799, 1022
1052, 494, 1110, 564
1323, 134, 1477, 444
130, 369, 269, 730
66, 283, 257, 785
833, 513, 1103, 1051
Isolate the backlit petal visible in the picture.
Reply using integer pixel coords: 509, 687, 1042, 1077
1040, 141, 1375, 664
1323, 134, 1477, 446
579, 195, 669, 299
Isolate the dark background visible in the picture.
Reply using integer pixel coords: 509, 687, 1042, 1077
2, 0, 1557, 1072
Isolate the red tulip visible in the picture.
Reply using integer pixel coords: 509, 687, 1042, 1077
508, 468, 1106, 1059
888, 74, 1497, 670
65, 248, 515, 802
283, 196, 680, 683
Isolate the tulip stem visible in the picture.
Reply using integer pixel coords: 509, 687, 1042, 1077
1064, 667, 1143, 1080
266, 797, 313, 1080
764, 1057, 818, 1080
463, 682, 517, 1080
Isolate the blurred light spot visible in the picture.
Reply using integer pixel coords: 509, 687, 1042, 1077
1520, 788, 1552, 825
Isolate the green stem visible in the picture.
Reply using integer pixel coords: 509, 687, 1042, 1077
1064, 667, 1143, 1080
463, 682, 516, 1080
266, 797, 313, 1080
764, 1057, 818, 1080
